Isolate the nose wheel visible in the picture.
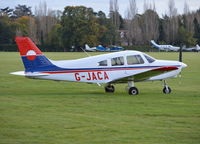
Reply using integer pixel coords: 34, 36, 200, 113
163, 80, 172, 94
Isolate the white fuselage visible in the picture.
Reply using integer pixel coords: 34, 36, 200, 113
27, 51, 186, 83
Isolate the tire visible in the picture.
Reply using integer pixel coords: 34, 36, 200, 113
128, 87, 139, 95
105, 85, 115, 93
163, 86, 171, 94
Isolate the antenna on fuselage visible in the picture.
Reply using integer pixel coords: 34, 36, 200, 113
80, 46, 91, 57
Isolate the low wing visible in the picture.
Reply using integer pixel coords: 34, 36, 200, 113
110, 66, 178, 83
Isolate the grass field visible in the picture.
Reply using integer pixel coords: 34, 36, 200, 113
0, 52, 200, 144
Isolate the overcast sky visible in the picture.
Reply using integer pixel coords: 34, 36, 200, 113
0, 0, 200, 17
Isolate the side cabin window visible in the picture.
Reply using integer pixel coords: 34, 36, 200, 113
111, 56, 124, 66
127, 55, 144, 65
98, 60, 107, 66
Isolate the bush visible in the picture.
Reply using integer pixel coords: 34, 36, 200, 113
0, 44, 18, 51
123, 45, 157, 52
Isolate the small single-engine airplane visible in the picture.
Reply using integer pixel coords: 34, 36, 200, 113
11, 37, 187, 95
85, 44, 108, 52
85, 44, 124, 52
182, 44, 200, 52
151, 40, 180, 51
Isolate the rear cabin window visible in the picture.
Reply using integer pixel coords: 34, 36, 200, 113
143, 54, 155, 63
111, 57, 124, 66
98, 60, 107, 66
127, 55, 144, 65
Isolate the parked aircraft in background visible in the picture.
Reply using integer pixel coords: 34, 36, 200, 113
85, 44, 108, 52
109, 46, 124, 51
85, 44, 124, 52
182, 44, 200, 52
151, 40, 180, 51
11, 37, 187, 95
85, 44, 96, 52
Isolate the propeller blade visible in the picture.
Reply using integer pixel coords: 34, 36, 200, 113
179, 46, 183, 62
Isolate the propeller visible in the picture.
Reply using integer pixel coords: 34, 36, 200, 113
178, 45, 183, 84
179, 45, 183, 62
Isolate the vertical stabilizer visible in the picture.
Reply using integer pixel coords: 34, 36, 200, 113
15, 37, 55, 72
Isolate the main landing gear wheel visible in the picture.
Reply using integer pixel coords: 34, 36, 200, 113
127, 80, 138, 95
129, 87, 139, 95
105, 85, 115, 93
163, 86, 171, 94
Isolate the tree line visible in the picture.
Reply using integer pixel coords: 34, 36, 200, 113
0, 2, 118, 51
0, 0, 200, 52
124, 0, 200, 47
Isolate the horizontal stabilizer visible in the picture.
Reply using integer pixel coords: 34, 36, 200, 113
10, 71, 25, 76
10, 71, 49, 77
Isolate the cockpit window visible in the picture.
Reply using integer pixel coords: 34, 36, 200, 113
144, 54, 155, 63
127, 55, 144, 65
98, 60, 107, 66
111, 57, 124, 66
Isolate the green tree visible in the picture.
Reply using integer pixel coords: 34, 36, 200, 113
47, 24, 63, 51
12, 5, 32, 19
158, 19, 165, 42
61, 6, 103, 51
96, 11, 119, 45
14, 16, 31, 36
0, 16, 15, 44
178, 26, 196, 46
193, 18, 200, 44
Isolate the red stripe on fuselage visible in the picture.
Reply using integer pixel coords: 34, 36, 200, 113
153, 66, 178, 71
39, 67, 166, 74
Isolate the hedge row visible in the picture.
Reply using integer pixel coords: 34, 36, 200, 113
123, 45, 157, 52
0, 44, 64, 52
0, 44, 18, 52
